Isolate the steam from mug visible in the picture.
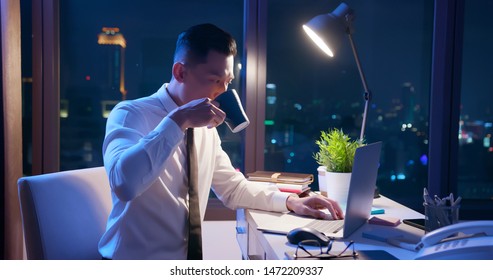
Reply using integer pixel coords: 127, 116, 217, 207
215, 89, 250, 133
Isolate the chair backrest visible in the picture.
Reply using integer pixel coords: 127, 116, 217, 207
18, 166, 112, 260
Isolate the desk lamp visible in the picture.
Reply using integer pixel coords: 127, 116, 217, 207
303, 2, 371, 142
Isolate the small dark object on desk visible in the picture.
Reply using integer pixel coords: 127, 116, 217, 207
286, 227, 330, 246
403, 218, 425, 231
353, 250, 398, 260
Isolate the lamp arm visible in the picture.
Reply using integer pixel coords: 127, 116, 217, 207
347, 33, 370, 95
347, 32, 372, 142
360, 91, 371, 143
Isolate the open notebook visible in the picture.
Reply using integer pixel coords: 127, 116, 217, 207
255, 142, 382, 239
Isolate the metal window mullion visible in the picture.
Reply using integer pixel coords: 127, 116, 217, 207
428, 0, 464, 197
243, 0, 267, 173
32, 0, 59, 174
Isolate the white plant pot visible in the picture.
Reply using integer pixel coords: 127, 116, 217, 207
318, 168, 352, 213
317, 166, 327, 196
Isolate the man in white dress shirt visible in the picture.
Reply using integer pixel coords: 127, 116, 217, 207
98, 23, 343, 259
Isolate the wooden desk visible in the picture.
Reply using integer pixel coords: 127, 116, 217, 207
236, 196, 425, 260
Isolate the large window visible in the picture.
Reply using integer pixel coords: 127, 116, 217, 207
264, 0, 434, 212
20, 0, 493, 217
58, 0, 245, 171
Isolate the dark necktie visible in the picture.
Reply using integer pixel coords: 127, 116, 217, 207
186, 128, 202, 260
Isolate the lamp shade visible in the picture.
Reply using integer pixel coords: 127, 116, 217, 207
302, 2, 352, 57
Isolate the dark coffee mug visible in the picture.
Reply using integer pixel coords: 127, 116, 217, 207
215, 89, 250, 133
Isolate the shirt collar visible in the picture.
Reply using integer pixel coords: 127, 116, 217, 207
156, 83, 179, 113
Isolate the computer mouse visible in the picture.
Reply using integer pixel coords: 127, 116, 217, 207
286, 227, 330, 246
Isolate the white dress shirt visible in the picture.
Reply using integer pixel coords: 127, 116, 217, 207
98, 83, 292, 259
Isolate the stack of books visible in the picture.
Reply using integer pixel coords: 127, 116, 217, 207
246, 171, 313, 195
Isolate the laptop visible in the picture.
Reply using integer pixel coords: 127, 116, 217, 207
255, 141, 382, 239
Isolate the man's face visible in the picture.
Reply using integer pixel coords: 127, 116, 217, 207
183, 50, 235, 102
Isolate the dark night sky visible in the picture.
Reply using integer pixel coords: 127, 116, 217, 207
20, 0, 493, 121
59, 0, 243, 100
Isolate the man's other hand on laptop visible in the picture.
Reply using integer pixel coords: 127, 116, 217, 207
286, 195, 344, 220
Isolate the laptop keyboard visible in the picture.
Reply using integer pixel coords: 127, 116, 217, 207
306, 219, 344, 234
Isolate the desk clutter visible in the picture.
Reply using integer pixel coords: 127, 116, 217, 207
423, 188, 461, 232
284, 236, 398, 260
284, 250, 398, 260
246, 171, 314, 195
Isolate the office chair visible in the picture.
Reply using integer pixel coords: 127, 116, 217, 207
18, 166, 112, 260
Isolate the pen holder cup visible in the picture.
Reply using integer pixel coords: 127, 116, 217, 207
424, 203, 459, 233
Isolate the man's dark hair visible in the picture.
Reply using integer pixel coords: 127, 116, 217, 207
173, 23, 237, 65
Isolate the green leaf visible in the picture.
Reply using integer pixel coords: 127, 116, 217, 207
313, 128, 364, 172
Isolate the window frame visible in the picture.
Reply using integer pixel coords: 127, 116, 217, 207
32, 0, 59, 174
427, 0, 463, 204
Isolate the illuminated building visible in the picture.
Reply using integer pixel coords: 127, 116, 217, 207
97, 27, 127, 100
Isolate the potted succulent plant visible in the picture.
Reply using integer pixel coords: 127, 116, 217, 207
313, 128, 363, 210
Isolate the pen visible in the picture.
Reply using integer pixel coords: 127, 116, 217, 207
386, 237, 420, 252
434, 195, 442, 206
452, 196, 462, 207
423, 188, 435, 205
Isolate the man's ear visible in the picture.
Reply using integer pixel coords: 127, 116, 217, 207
172, 62, 187, 83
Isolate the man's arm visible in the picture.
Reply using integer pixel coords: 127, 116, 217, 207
103, 104, 184, 201
104, 97, 226, 202
209, 132, 344, 219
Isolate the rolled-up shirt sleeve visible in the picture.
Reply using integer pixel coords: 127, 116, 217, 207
102, 103, 184, 201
